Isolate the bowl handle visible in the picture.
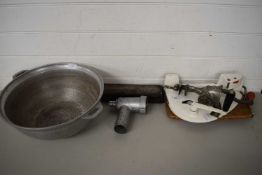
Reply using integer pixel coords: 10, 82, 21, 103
82, 102, 103, 120
13, 70, 29, 79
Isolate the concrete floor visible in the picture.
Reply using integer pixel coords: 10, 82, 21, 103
0, 94, 262, 175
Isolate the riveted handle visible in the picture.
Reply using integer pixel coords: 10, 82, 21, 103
13, 70, 28, 79
82, 102, 103, 120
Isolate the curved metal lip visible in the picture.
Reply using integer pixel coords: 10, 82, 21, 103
0, 62, 104, 131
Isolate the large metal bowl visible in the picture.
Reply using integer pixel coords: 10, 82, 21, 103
0, 63, 104, 139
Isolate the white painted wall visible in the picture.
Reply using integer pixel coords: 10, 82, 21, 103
0, 0, 261, 91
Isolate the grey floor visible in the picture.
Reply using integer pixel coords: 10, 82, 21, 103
0, 94, 262, 175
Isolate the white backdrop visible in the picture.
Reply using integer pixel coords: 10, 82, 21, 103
0, 0, 261, 91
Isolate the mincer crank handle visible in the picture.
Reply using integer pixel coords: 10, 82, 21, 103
223, 90, 235, 112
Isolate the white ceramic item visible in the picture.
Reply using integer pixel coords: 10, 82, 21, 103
164, 74, 243, 123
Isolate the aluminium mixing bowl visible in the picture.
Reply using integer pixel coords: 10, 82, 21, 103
0, 63, 104, 139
